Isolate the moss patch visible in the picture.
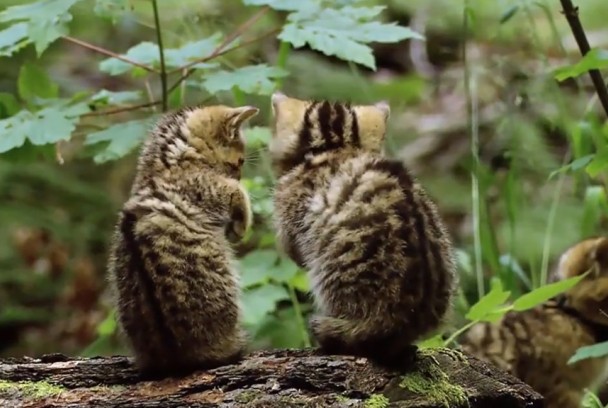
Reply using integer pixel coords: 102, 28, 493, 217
399, 351, 468, 407
234, 390, 263, 404
0, 380, 65, 399
364, 393, 390, 408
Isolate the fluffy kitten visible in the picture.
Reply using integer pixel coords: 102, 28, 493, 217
108, 104, 258, 376
269, 92, 457, 366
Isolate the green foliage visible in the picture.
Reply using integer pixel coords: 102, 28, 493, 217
568, 341, 608, 365
511, 273, 587, 312
84, 118, 154, 163
554, 49, 608, 81
465, 279, 510, 323
201, 65, 289, 95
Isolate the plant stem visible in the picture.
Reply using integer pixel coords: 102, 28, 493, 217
274, 41, 291, 89
288, 284, 311, 348
560, 0, 608, 118
463, 2, 484, 299
81, 101, 161, 117
167, 28, 280, 95
151, 0, 168, 111
443, 320, 478, 347
62, 36, 156, 73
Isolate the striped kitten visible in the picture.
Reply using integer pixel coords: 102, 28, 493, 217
269, 93, 457, 366
460, 237, 608, 408
108, 105, 258, 377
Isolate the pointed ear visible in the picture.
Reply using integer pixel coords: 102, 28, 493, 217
594, 237, 608, 269
229, 106, 259, 127
374, 100, 390, 120
271, 91, 288, 114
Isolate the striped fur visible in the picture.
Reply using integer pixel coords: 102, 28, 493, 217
269, 93, 457, 366
460, 237, 608, 407
108, 105, 258, 376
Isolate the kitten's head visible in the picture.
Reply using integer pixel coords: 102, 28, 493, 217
555, 236, 608, 325
269, 92, 390, 176
140, 104, 259, 179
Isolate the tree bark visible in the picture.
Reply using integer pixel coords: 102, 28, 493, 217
0, 348, 542, 407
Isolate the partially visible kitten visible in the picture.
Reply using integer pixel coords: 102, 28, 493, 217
461, 237, 608, 408
269, 93, 457, 367
108, 104, 258, 377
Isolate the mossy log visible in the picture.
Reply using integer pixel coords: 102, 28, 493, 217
0, 348, 542, 407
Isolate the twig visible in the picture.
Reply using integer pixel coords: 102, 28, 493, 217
151, 0, 168, 111
560, 0, 608, 117
167, 28, 281, 94
62, 36, 156, 73
169, 6, 271, 75
81, 101, 161, 117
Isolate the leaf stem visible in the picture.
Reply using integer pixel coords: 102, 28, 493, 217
151, 0, 168, 111
62, 36, 156, 73
560, 0, 608, 117
287, 284, 311, 347
274, 41, 291, 89
443, 319, 478, 347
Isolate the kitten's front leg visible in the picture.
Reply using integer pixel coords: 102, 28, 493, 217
225, 181, 252, 243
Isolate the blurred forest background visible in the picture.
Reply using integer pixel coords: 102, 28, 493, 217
1, 0, 608, 380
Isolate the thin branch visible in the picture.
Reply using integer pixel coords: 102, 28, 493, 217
151, 0, 168, 111
81, 101, 161, 117
62, 36, 157, 73
169, 6, 271, 75
560, 0, 608, 117
167, 28, 281, 94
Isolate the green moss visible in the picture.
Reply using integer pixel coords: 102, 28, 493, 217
364, 393, 390, 408
399, 351, 468, 408
234, 390, 262, 404
0, 380, 65, 399
335, 395, 350, 403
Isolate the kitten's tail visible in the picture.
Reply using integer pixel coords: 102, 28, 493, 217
310, 316, 418, 368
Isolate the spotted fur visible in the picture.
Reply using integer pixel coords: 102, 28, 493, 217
269, 92, 457, 366
460, 237, 608, 407
108, 104, 258, 376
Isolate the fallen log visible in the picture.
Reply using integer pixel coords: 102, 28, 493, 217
0, 348, 542, 407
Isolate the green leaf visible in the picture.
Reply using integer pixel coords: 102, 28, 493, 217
512, 274, 587, 312
99, 42, 158, 75
91, 89, 142, 105
99, 35, 221, 75
244, 126, 271, 148
548, 154, 594, 179
272, 257, 299, 283
0, 23, 29, 57
243, 0, 310, 11
0, 110, 31, 153
0, 0, 82, 55
241, 284, 290, 325
586, 149, 608, 177
96, 309, 117, 336
554, 49, 608, 81
0, 93, 20, 118
253, 306, 308, 348
289, 269, 310, 292
84, 118, 152, 163
581, 186, 608, 238
279, 6, 423, 70
568, 341, 608, 364
94, 0, 130, 22
417, 334, 444, 349
28, 104, 88, 145
465, 278, 511, 321
164, 34, 222, 68
18, 63, 59, 103
499, 5, 519, 24
239, 249, 279, 287
201, 65, 288, 95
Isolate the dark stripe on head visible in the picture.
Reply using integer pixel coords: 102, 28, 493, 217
350, 109, 360, 147
331, 103, 346, 147
317, 101, 333, 145
119, 211, 178, 350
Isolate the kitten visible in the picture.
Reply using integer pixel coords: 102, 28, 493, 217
269, 92, 457, 366
460, 237, 608, 408
108, 104, 258, 376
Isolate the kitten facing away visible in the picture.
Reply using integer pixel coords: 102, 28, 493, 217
107, 104, 259, 377
460, 237, 608, 408
269, 92, 457, 367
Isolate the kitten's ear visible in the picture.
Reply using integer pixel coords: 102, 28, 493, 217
271, 92, 288, 114
593, 237, 608, 270
228, 106, 259, 127
374, 100, 390, 120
